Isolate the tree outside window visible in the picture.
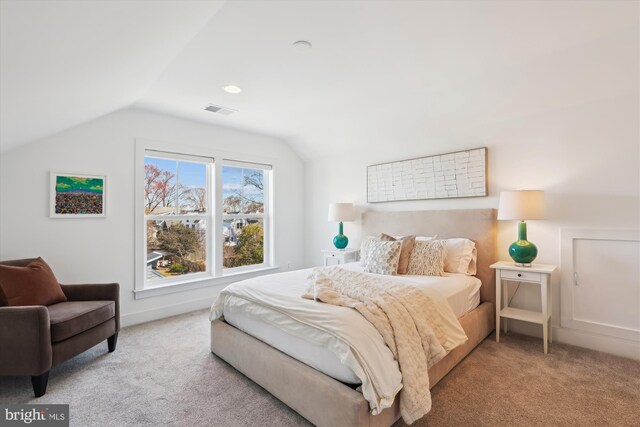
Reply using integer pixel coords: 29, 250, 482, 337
222, 164, 268, 269
144, 155, 209, 281
139, 150, 272, 290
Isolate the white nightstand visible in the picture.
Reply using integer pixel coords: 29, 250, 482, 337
490, 261, 557, 354
321, 248, 360, 266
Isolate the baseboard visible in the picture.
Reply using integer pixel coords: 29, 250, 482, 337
552, 325, 640, 360
121, 297, 215, 328
500, 320, 639, 360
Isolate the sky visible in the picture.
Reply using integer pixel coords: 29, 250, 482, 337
145, 156, 205, 188
145, 157, 263, 203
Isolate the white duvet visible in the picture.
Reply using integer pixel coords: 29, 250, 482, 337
210, 263, 475, 415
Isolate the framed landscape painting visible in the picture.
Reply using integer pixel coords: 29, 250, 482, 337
50, 173, 106, 218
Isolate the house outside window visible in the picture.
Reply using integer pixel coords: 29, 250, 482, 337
222, 160, 271, 271
136, 144, 274, 298
144, 151, 212, 284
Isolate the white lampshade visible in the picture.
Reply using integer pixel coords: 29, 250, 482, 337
328, 203, 355, 222
498, 190, 546, 220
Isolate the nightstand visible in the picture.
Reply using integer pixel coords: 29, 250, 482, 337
490, 261, 557, 354
321, 248, 360, 266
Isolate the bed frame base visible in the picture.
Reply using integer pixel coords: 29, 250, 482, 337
210, 301, 494, 427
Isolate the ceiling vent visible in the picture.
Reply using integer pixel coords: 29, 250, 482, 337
204, 104, 237, 116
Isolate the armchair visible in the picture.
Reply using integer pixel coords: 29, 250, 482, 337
0, 259, 120, 397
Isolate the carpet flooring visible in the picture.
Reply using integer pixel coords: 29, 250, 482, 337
1, 309, 638, 426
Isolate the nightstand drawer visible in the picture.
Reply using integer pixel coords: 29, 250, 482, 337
322, 249, 360, 266
501, 269, 541, 282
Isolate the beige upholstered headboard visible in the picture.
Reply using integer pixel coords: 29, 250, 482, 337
361, 209, 497, 304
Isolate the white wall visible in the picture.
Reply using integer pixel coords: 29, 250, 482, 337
0, 108, 305, 326
304, 25, 639, 353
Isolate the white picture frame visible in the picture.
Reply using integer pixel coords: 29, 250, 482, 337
50, 172, 106, 218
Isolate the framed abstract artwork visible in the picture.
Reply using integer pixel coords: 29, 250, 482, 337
50, 172, 106, 218
367, 147, 487, 202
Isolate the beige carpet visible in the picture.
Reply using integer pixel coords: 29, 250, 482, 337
1, 309, 638, 426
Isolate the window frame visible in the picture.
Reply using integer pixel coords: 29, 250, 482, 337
221, 159, 272, 275
143, 150, 214, 287
134, 139, 276, 299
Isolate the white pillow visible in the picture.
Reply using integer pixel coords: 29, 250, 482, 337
363, 240, 402, 275
444, 238, 477, 275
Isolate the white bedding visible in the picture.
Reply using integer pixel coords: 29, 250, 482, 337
210, 263, 480, 414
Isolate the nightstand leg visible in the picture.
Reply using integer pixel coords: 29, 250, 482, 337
541, 275, 549, 354
495, 275, 501, 343
548, 278, 553, 343
502, 281, 509, 334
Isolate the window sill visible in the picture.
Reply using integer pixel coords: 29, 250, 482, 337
134, 266, 280, 299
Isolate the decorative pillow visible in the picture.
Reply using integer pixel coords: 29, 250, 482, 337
444, 238, 477, 275
380, 233, 416, 275
359, 236, 379, 265
363, 240, 402, 275
406, 240, 446, 276
0, 258, 67, 306
390, 235, 435, 240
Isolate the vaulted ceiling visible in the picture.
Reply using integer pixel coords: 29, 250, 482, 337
1, 0, 637, 158
0, 0, 225, 152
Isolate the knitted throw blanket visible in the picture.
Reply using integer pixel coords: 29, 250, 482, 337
303, 267, 465, 424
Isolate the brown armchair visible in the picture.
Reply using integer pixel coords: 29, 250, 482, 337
0, 259, 120, 397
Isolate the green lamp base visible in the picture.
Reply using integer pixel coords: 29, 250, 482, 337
509, 220, 538, 266
333, 222, 349, 249
333, 234, 348, 249
508, 240, 538, 266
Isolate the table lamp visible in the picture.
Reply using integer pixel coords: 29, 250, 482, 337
328, 203, 355, 249
498, 190, 546, 266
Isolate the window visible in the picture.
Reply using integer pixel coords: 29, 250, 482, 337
144, 151, 212, 284
137, 145, 273, 295
222, 161, 271, 271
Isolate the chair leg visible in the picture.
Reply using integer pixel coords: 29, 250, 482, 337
107, 333, 118, 353
31, 371, 49, 398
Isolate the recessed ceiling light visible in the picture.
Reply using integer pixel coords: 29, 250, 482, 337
293, 40, 312, 51
223, 85, 242, 94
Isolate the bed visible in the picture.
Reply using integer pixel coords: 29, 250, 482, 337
210, 209, 496, 426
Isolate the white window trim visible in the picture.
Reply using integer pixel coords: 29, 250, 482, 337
221, 159, 272, 275
143, 150, 214, 286
134, 138, 277, 299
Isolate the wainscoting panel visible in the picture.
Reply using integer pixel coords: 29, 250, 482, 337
560, 229, 640, 344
